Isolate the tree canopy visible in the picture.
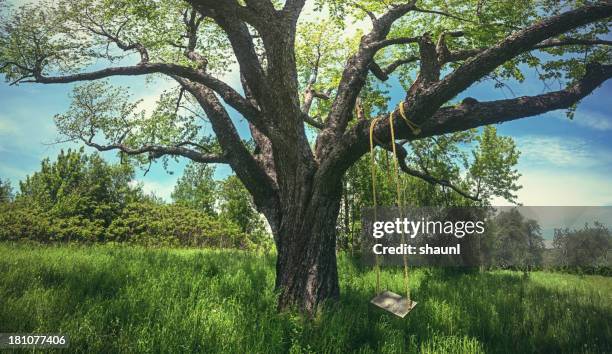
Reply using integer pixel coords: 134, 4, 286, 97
1, 0, 608, 207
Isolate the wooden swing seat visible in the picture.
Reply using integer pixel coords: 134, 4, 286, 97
370, 290, 417, 318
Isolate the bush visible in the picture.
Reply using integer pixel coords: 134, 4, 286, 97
0, 202, 106, 243
0, 203, 53, 242
0, 149, 273, 250
0, 200, 269, 249
106, 202, 257, 249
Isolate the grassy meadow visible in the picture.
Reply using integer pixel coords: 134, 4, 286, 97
0, 243, 610, 353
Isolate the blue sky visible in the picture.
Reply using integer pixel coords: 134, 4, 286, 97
1, 4, 611, 205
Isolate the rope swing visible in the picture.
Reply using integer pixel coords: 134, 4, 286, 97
369, 102, 418, 318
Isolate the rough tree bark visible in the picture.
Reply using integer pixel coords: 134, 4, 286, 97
9, 1, 612, 315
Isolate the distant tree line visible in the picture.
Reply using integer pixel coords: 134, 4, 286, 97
0, 148, 270, 249
1, 148, 609, 274
550, 222, 611, 274
482, 208, 546, 270
475, 209, 610, 275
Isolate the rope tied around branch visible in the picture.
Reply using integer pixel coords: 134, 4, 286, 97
398, 102, 421, 136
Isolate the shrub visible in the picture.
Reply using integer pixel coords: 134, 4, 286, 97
106, 202, 257, 249
0, 203, 52, 242
1, 200, 268, 249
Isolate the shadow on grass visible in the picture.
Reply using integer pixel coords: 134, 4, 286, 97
318, 267, 612, 353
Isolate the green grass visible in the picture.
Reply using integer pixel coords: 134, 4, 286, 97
0, 243, 610, 353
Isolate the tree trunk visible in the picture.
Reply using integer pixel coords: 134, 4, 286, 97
273, 186, 342, 314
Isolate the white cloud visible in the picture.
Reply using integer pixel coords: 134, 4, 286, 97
131, 179, 176, 202
219, 62, 242, 91
543, 109, 612, 132
492, 134, 612, 206
572, 110, 612, 131
515, 135, 612, 168
493, 169, 612, 206
7, 0, 36, 6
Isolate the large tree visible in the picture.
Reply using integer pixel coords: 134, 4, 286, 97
1, 0, 611, 314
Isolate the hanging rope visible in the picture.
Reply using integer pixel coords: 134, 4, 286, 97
369, 117, 382, 293
389, 111, 411, 301
368, 102, 416, 301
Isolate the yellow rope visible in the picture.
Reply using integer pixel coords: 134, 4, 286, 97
390, 111, 411, 302
398, 102, 421, 136
369, 117, 382, 293
369, 117, 382, 209
389, 113, 402, 206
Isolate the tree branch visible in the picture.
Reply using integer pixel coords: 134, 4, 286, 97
435, 30, 464, 64
371, 36, 419, 50
83, 140, 227, 164
302, 113, 325, 129
422, 64, 612, 138
332, 62, 612, 180
446, 37, 612, 64
300, 49, 329, 127
189, 2, 270, 109
187, 1, 269, 31
369, 31, 465, 82
81, 9, 150, 63
301, 87, 330, 115
424, 4, 612, 110
400, 163, 480, 201
181, 8, 208, 68
22, 62, 265, 131
411, 32, 440, 92
533, 37, 612, 50
83, 26, 149, 64
373, 136, 480, 201
282, 0, 306, 23
412, 6, 474, 23
369, 56, 419, 81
